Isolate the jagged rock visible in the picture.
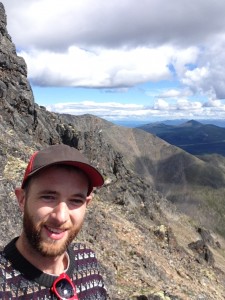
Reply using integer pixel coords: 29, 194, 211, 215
197, 227, 216, 247
188, 240, 215, 265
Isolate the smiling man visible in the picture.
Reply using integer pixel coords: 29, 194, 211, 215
0, 144, 107, 299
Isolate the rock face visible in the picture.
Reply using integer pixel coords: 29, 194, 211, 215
0, 3, 35, 132
1, 3, 225, 299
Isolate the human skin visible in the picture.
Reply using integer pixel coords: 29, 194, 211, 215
14, 165, 92, 275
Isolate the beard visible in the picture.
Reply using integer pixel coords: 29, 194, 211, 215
23, 206, 82, 257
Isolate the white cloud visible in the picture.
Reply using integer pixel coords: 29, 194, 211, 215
203, 99, 223, 108
3, 0, 225, 49
154, 99, 169, 110
47, 101, 147, 119
158, 89, 192, 98
46, 98, 225, 121
2, 0, 225, 119
176, 99, 202, 111
158, 89, 181, 98
171, 47, 200, 77
182, 67, 209, 86
20, 46, 173, 88
180, 39, 225, 99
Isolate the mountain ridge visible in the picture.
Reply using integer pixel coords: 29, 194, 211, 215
138, 120, 225, 156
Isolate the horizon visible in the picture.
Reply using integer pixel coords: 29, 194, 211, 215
111, 118, 225, 128
2, 1, 225, 121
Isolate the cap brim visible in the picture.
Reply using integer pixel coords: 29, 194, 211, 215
22, 161, 104, 193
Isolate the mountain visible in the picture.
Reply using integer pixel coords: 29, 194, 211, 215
112, 119, 225, 128
1, 3, 225, 299
138, 120, 225, 156
140, 119, 225, 127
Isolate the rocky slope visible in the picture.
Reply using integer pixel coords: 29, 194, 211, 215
1, 3, 225, 299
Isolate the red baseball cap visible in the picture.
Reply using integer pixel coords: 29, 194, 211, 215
21, 144, 104, 195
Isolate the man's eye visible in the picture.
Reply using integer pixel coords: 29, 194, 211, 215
42, 195, 55, 201
70, 199, 85, 206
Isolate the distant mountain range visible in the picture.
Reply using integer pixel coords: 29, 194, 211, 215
113, 119, 225, 128
138, 120, 225, 156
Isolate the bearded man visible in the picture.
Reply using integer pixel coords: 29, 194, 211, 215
0, 144, 107, 299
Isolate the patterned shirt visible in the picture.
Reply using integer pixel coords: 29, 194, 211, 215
0, 238, 107, 299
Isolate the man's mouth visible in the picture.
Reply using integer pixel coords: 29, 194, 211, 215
44, 226, 67, 240
47, 226, 66, 234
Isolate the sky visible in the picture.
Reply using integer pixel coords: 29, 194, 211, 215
2, 0, 225, 123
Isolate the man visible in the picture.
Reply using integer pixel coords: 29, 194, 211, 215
0, 144, 107, 299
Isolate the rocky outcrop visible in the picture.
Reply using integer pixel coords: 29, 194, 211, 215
1, 3, 225, 299
0, 3, 35, 132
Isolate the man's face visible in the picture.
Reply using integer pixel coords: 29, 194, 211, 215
19, 165, 90, 257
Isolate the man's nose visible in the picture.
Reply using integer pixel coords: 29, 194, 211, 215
51, 201, 69, 224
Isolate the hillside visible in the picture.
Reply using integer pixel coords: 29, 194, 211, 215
138, 120, 225, 156
1, 3, 225, 299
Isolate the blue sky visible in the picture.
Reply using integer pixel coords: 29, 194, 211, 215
2, 0, 225, 122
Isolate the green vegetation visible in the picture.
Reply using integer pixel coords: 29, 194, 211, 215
167, 185, 225, 237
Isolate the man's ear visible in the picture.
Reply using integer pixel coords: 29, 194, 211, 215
15, 188, 26, 212
86, 193, 93, 206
